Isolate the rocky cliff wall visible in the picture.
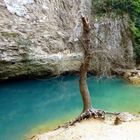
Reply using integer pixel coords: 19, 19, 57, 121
0, 0, 134, 80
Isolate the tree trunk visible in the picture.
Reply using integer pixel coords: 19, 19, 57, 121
80, 17, 93, 112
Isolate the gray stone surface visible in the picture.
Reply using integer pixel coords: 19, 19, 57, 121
0, 0, 134, 80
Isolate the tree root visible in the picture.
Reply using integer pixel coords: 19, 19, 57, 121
68, 108, 105, 126
79, 109, 105, 120
55, 109, 120, 129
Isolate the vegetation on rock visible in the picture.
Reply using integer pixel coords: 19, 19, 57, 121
92, 0, 140, 61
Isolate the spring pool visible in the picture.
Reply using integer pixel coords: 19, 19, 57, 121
0, 75, 140, 140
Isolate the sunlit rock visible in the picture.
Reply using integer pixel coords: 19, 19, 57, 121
4, 0, 34, 16
124, 69, 140, 84
114, 112, 134, 125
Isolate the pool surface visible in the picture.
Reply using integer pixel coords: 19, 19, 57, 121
0, 75, 140, 140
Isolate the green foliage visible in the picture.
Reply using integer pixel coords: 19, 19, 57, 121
92, 0, 140, 60
1, 32, 20, 37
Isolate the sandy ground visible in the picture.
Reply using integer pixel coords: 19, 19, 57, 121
31, 116, 140, 140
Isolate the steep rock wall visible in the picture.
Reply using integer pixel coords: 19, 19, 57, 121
0, 0, 134, 80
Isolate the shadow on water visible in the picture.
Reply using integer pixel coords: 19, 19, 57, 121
0, 75, 140, 140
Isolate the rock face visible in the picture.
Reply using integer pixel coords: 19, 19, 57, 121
124, 69, 140, 84
0, 0, 134, 80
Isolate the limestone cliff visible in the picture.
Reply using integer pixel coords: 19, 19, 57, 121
0, 0, 134, 80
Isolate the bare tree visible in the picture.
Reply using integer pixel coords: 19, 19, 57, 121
79, 16, 92, 112
76, 15, 131, 121
74, 16, 105, 121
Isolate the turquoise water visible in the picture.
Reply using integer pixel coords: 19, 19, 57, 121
0, 75, 140, 140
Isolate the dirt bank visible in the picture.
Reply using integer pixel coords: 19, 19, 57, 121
31, 114, 140, 140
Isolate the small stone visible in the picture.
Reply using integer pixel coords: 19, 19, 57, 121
114, 116, 122, 125
115, 112, 134, 124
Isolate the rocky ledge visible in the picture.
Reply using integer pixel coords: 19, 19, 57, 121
0, 52, 83, 80
123, 68, 140, 84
